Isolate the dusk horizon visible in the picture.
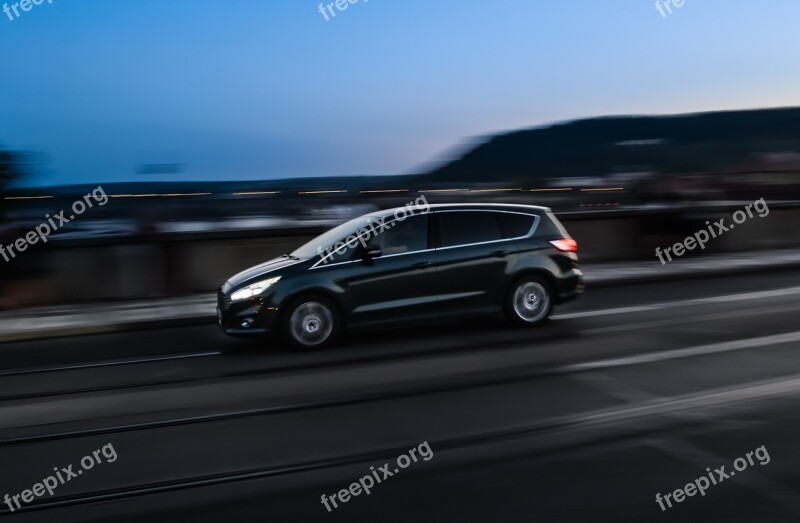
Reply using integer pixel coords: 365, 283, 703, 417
2, 1, 799, 186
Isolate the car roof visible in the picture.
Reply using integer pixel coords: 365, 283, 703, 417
369, 203, 551, 218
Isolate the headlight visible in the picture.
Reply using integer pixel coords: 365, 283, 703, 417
230, 276, 281, 302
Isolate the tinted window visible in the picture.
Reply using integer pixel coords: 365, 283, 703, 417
438, 211, 503, 248
371, 215, 428, 255
496, 212, 535, 239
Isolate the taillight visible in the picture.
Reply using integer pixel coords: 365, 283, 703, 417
549, 238, 578, 252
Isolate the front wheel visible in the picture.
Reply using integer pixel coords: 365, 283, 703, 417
505, 276, 553, 326
282, 295, 340, 350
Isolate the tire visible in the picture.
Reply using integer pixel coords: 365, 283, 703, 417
504, 276, 553, 326
282, 294, 341, 350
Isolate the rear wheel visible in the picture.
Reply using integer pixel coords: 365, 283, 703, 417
282, 295, 340, 350
505, 276, 552, 326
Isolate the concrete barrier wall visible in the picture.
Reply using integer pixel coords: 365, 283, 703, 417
20, 207, 800, 303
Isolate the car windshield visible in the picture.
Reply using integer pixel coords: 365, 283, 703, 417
291, 215, 378, 259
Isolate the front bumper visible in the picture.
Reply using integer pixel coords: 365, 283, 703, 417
217, 290, 280, 337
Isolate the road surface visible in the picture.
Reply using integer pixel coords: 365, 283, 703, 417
1, 270, 800, 522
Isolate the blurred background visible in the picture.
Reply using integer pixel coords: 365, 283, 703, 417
2, 120, 800, 305
1, 2, 800, 521
0, 1, 799, 306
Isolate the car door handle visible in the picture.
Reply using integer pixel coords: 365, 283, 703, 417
411, 261, 431, 269
491, 250, 510, 258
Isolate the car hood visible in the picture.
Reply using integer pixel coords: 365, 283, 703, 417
223, 256, 305, 291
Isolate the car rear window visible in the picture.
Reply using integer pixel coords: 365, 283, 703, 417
496, 212, 535, 239
534, 211, 571, 238
438, 211, 503, 247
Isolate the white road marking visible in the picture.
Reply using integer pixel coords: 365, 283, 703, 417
583, 302, 797, 335
557, 371, 800, 433
552, 285, 800, 321
562, 330, 800, 374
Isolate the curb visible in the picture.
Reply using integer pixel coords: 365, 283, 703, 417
0, 315, 213, 344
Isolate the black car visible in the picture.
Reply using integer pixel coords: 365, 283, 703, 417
217, 203, 583, 349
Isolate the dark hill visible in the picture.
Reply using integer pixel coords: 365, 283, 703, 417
423, 107, 800, 183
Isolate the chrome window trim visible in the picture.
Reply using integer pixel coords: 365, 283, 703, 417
308, 209, 540, 269
310, 259, 357, 270
434, 209, 540, 251
378, 248, 436, 260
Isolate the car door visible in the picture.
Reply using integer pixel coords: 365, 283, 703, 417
332, 213, 439, 326
434, 210, 525, 313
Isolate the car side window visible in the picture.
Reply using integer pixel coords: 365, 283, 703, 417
437, 211, 503, 248
370, 215, 428, 255
496, 212, 535, 239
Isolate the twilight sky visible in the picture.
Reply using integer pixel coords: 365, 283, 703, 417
1, 0, 799, 186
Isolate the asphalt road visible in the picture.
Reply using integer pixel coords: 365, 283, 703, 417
1, 270, 800, 522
